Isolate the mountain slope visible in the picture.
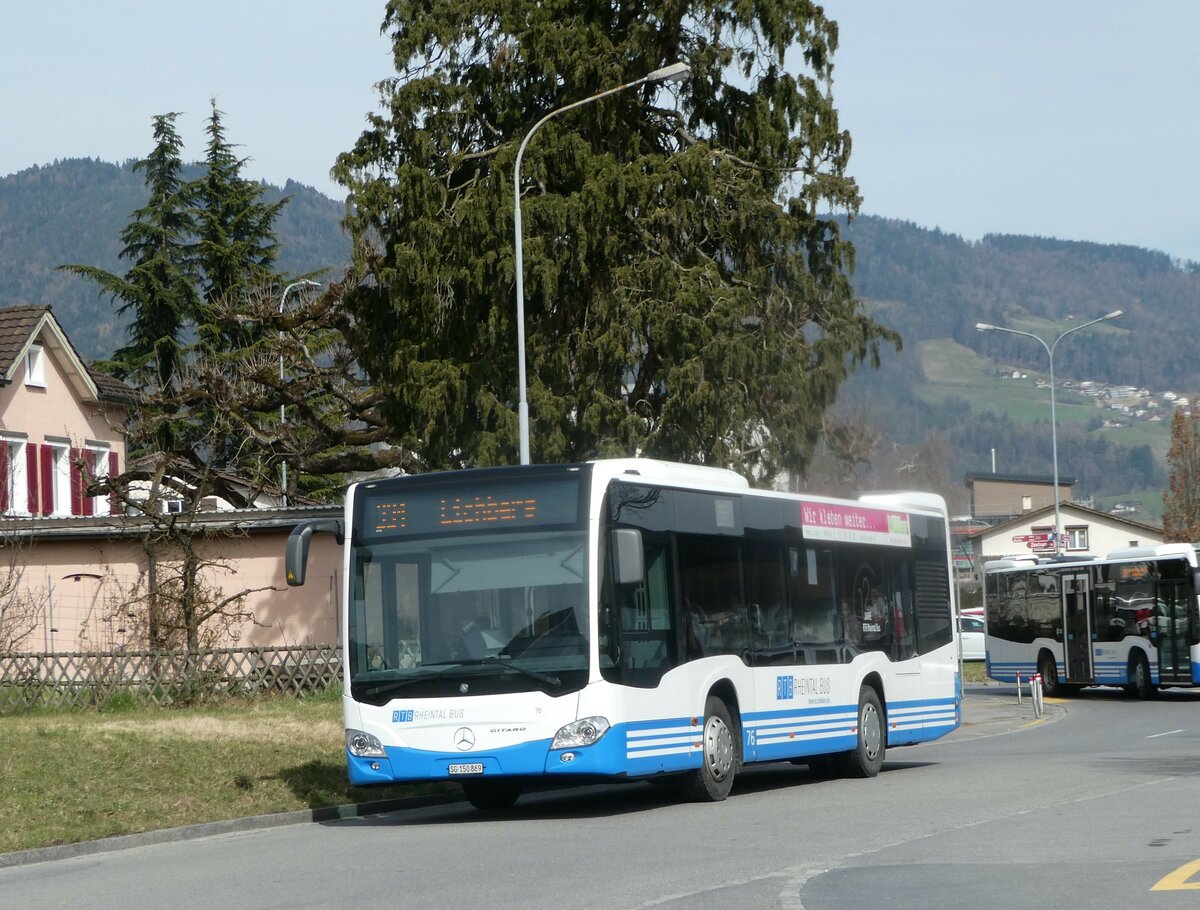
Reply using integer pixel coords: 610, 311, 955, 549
2, 161, 1195, 511
0, 158, 350, 359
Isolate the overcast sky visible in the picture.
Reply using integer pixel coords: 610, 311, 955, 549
5, 2, 1198, 263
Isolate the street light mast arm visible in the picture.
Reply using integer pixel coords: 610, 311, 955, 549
513, 62, 688, 466
975, 309, 1123, 556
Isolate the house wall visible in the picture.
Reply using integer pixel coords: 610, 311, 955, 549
0, 337, 125, 453
5, 530, 341, 654
972, 510, 1163, 565
970, 479, 1069, 520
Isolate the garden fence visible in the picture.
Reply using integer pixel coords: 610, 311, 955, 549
0, 644, 340, 711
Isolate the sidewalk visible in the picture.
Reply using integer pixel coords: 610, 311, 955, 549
954, 684, 1064, 739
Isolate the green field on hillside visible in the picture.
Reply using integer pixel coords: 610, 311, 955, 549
917, 338, 1170, 457
914, 338, 1168, 522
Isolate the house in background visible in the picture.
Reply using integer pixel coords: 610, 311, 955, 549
0, 305, 133, 517
966, 502, 1163, 570
0, 305, 339, 655
965, 471, 1077, 526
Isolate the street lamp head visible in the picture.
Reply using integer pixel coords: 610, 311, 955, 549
644, 61, 690, 84
1102, 309, 1124, 321
975, 322, 996, 332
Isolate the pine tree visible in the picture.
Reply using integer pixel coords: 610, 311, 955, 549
332, 0, 896, 481
1162, 403, 1200, 541
63, 113, 198, 391
194, 100, 288, 350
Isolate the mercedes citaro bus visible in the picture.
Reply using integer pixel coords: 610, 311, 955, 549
286, 459, 961, 809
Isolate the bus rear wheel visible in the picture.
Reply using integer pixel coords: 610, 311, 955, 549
1038, 652, 1062, 697
1126, 652, 1156, 700
681, 696, 738, 802
838, 686, 885, 778
462, 779, 521, 811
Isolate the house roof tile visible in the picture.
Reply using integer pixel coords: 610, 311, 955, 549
0, 304, 135, 405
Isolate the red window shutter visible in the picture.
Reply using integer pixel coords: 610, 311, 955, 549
108, 451, 120, 515
26, 444, 40, 514
0, 442, 9, 513
70, 447, 84, 516
82, 450, 94, 517
40, 445, 55, 515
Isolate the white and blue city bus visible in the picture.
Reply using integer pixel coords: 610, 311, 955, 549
286, 459, 961, 809
983, 543, 1200, 698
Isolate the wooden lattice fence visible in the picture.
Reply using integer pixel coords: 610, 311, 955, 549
0, 645, 341, 711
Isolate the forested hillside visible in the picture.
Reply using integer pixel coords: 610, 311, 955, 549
837, 216, 1200, 509
0, 158, 350, 358
2, 161, 1195, 508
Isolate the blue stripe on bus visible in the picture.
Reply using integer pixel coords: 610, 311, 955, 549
988, 659, 1170, 687
351, 694, 963, 784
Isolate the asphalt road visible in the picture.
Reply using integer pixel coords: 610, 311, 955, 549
3, 685, 1199, 910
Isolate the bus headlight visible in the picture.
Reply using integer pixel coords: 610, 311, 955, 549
346, 729, 387, 758
551, 716, 610, 749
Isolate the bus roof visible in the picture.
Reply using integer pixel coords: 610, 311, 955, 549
984, 542, 1198, 574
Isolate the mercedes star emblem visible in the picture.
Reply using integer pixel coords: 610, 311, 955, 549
454, 727, 476, 751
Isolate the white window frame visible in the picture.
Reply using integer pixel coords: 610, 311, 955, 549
85, 443, 112, 517
25, 344, 46, 388
0, 434, 29, 516
1065, 526, 1089, 552
46, 440, 71, 517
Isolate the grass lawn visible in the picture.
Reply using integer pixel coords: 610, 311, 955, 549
961, 661, 987, 685
0, 691, 450, 856
916, 338, 1171, 462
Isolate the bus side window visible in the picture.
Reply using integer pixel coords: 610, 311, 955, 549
679, 534, 747, 660
789, 546, 839, 664
745, 539, 790, 665
609, 538, 676, 687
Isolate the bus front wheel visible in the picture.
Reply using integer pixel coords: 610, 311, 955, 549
838, 686, 885, 778
682, 696, 738, 801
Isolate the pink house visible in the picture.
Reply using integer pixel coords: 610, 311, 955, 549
0, 306, 341, 655
0, 305, 131, 517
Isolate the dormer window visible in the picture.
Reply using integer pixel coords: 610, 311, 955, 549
25, 344, 46, 388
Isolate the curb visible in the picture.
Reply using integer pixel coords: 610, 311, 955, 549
0, 793, 460, 870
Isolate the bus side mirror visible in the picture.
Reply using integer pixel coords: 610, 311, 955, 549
285, 519, 344, 587
611, 528, 644, 585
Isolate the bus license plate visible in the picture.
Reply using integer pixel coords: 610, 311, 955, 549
448, 763, 484, 775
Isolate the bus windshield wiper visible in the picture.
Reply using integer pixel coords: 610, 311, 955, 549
359, 675, 438, 699
473, 655, 562, 687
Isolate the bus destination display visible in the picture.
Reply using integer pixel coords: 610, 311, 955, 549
364, 478, 579, 537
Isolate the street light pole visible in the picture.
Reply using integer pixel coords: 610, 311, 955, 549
513, 61, 689, 465
976, 309, 1124, 554
279, 279, 321, 505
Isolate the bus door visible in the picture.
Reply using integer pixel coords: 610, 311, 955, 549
1155, 580, 1194, 685
1061, 572, 1093, 682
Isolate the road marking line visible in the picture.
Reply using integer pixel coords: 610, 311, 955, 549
1151, 859, 1200, 891
1146, 729, 1185, 739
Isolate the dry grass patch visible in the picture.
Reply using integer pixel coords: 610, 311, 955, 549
1, 695, 449, 855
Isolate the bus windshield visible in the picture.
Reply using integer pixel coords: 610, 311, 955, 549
349, 529, 590, 703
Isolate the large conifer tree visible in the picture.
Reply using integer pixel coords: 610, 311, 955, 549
333, 0, 895, 481
194, 101, 287, 350
64, 112, 198, 391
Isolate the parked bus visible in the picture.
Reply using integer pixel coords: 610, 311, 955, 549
286, 459, 961, 809
983, 543, 1200, 697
